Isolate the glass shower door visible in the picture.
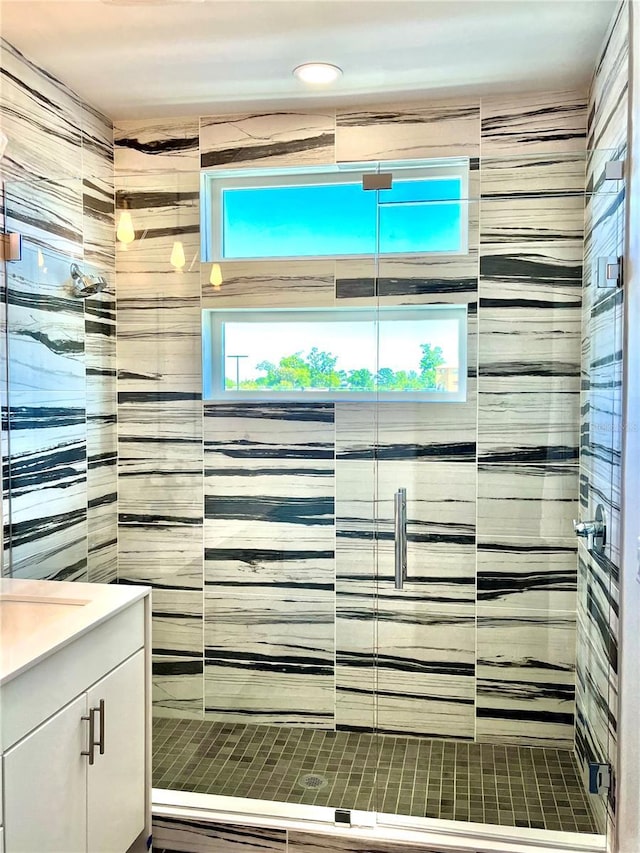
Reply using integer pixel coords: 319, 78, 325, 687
369, 168, 478, 822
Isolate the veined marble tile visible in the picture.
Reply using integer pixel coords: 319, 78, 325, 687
7, 243, 86, 393
117, 307, 201, 395
118, 458, 203, 525
86, 415, 117, 463
117, 396, 203, 444
478, 387, 580, 463
152, 589, 203, 656
335, 400, 476, 463
85, 293, 116, 375
336, 100, 480, 161
4, 176, 84, 259
0, 40, 82, 179
478, 463, 579, 540
118, 522, 203, 590
200, 111, 335, 169
577, 547, 618, 680
338, 459, 475, 542
588, 3, 629, 154
153, 817, 286, 853
87, 452, 116, 535
480, 90, 587, 156
479, 245, 582, 382
87, 528, 117, 585
82, 176, 115, 269
476, 607, 576, 747
479, 152, 587, 198
337, 538, 475, 606
81, 103, 115, 268
337, 598, 475, 738
480, 195, 585, 243
152, 656, 203, 719
204, 594, 334, 727
201, 259, 335, 308
204, 402, 334, 594
335, 252, 478, 307
287, 832, 435, 853
114, 118, 199, 173
115, 173, 199, 273
575, 633, 616, 834
7, 394, 88, 579
81, 101, 114, 179
377, 612, 475, 739
477, 536, 577, 611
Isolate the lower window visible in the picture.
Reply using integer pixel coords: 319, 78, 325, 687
202, 306, 467, 402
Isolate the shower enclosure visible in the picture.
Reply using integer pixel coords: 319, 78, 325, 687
1, 142, 621, 852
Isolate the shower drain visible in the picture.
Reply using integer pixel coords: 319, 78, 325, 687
297, 773, 329, 790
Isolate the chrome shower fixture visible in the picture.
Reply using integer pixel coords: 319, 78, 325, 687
68, 263, 108, 298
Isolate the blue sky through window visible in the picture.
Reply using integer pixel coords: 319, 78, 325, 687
221, 177, 462, 258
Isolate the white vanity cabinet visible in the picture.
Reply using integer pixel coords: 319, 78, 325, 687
0, 580, 151, 853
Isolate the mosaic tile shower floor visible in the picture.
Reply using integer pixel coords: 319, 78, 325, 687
153, 717, 599, 834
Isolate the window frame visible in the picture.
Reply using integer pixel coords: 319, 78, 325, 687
201, 160, 470, 263
202, 305, 467, 403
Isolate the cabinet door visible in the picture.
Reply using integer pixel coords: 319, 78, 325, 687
4, 694, 87, 853
87, 650, 145, 853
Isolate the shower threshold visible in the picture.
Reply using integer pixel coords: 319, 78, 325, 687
153, 789, 606, 853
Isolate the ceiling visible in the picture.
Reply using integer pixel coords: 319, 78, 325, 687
0, 0, 618, 119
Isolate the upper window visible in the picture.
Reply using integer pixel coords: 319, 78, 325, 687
202, 161, 469, 261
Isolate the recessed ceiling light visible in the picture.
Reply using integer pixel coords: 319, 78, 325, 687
293, 63, 343, 85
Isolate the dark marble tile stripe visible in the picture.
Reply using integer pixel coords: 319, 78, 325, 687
205, 496, 334, 525
339, 105, 479, 128
7, 443, 86, 492
118, 391, 201, 403
336, 277, 477, 299
477, 706, 574, 725
479, 446, 579, 462
205, 445, 334, 461
478, 572, 576, 601
204, 402, 335, 423
119, 513, 202, 526
205, 548, 334, 564
115, 134, 199, 158
338, 651, 474, 678
8, 507, 87, 548
205, 651, 332, 677
480, 253, 582, 282
201, 133, 334, 169
338, 442, 476, 461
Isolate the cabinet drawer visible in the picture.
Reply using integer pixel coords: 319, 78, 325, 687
2, 600, 144, 749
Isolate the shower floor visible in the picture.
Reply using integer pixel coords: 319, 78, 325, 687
153, 717, 599, 834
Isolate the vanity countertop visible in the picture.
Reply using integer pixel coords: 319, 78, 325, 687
0, 578, 150, 685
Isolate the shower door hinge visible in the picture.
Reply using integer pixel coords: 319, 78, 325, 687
362, 173, 393, 191
0, 232, 22, 262
589, 762, 611, 795
598, 255, 624, 288
604, 160, 624, 181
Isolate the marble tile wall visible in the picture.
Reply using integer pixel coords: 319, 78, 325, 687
115, 90, 590, 747
0, 39, 115, 582
153, 816, 448, 853
575, 0, 628, 838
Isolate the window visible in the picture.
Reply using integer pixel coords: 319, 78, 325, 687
202, 306, 467, 402
202, 161, 469, 261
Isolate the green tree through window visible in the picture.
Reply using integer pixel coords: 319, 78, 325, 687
227, 344, 446, 392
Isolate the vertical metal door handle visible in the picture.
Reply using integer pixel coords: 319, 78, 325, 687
96, 699, 105, 755
81, 708, 96, 765
394, 488, 407, 589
